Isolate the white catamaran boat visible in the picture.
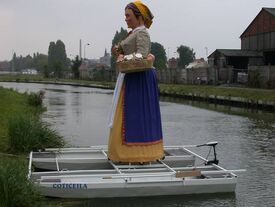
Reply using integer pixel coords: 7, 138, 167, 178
28, 142, 245, 198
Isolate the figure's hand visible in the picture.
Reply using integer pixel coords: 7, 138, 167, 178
116, 54, 124, 62
147, 53, 155, 61
112, 45, 119, 56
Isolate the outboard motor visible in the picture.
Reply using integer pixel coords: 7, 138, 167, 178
197, 141, 219, 165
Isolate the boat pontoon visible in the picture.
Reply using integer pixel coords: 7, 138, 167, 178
28, 142, 245, 198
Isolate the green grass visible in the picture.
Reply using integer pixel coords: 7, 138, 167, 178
0, 157, 42, 207
0, 87, 38, 151
8, 114, 64, 154
159, 84, 275, 103
0, 74, 45, 82
0, 74, 115, 88
0, 86, 65, 206
0, 86, 64, 153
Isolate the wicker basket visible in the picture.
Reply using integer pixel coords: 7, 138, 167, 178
117, 59, 154, 73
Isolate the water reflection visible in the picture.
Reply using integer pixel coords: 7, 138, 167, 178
71, 90, 82, 122
160, 96, 275, 124
50, 193, 236, 207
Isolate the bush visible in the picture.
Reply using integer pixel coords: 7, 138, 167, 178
8, 114, 65, 154
0, 158, 41, 207
26, 90, 45, 107
248, 70, 261, 88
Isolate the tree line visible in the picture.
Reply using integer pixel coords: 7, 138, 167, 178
11, 52, 47, 72
6, 30, 196, 79
9, 40, 73, 78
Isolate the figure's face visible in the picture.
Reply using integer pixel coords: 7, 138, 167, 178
125, 8, 140, 29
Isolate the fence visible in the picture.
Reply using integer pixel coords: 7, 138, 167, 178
156, 67, 215, 85
248, 65, 275, 88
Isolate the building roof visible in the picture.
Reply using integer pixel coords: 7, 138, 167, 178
264, 7, 275, 16
208, 49, 263, 58
186, 61, 209, 69
240, 7, 275, 38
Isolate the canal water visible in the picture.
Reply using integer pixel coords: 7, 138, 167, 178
0, 82, 274, 207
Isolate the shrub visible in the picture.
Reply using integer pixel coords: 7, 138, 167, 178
8, 114, 65, 154
0, 158, 41, 207
248, 69, 261, 88
27, 90, 45, 107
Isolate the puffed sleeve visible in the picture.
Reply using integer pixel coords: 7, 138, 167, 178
136, 30, 151, 57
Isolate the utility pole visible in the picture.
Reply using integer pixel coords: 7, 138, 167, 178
205, 47, 208, 58
11, 50, 15, 72
79, 39, 82, 60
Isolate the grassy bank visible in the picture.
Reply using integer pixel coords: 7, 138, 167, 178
0, 86, 64, 152
0, 86, 65, 206
0, 157, 42, 207
0, 87, 38, 151
0, 74, 115, 89
159, 84, 275, 103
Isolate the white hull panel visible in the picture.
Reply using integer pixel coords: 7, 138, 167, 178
39, 178, 236, 198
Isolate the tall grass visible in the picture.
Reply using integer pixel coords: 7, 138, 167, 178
26, 90, 45, 107
8, 114, 65, 154
0, 158, 41, 207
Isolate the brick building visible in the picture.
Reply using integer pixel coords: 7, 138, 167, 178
0, 61, 11, 71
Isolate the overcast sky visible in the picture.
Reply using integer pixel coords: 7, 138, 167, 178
1, 0, 274, 61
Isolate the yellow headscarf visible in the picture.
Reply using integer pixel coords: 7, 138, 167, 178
132, 1, 154, 29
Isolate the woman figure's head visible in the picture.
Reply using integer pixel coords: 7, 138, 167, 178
125, 1, 154, 30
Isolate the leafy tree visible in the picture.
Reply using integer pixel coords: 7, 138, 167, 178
55, 40, 67, 69
111, 27, 128, 70
12, 52, 17, 71
151, 42, 167, 69
53, 61, 62, 78
12, 52, 25, 72
177, 45, 196, 68
33, 53, 48, 72
24, 55, 33, 69
43, 65, 49, 78
12, 53, 33, 71
48, 40, 68, 77
71, 55, 82, 79
48, 41, 56, 72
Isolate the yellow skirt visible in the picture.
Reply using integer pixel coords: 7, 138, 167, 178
108, 85, 164, 163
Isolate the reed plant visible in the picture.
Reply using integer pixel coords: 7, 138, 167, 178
26, 90, 45, 107
8, 114, 64, 154
0, 158, 41, 207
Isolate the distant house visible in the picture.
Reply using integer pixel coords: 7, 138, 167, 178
184, 58, 213, 84
99, 49, 111, 67
186, 58, 209, 69
21, 68, 38, 75
208, 49, 263, 82
0, 61, 11, 71
79, 50, 111, 80
79, 62, 89, 79
168, 58, 178, 69
208, 7, 275, 84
